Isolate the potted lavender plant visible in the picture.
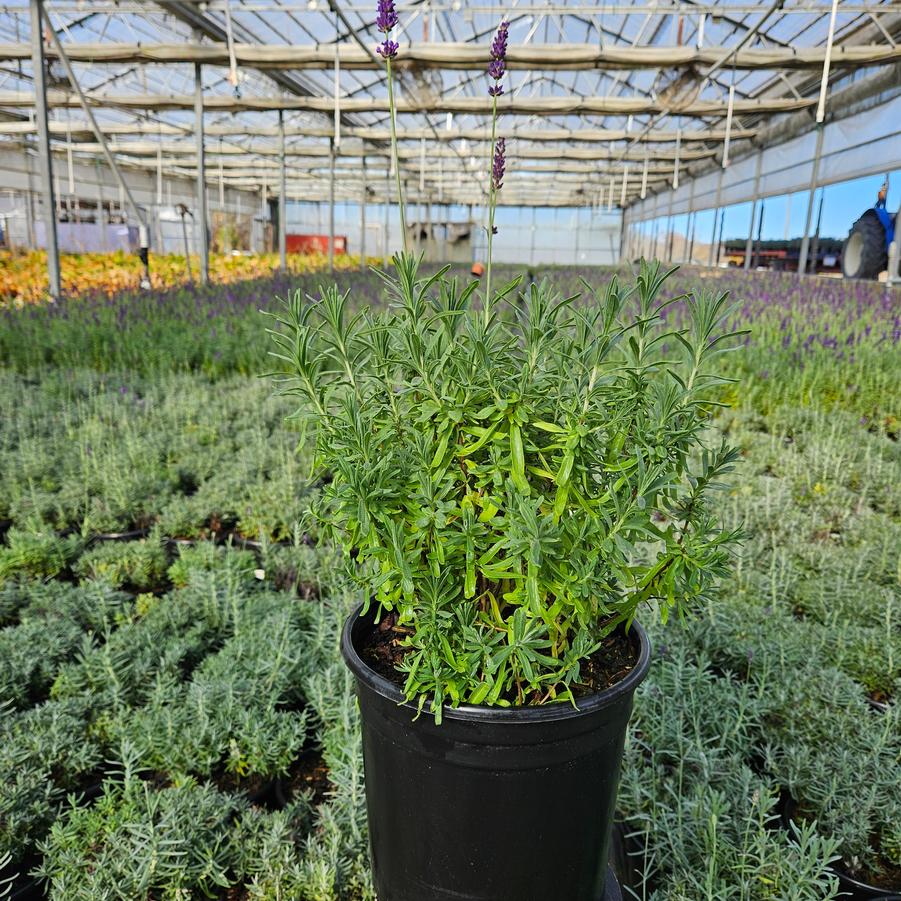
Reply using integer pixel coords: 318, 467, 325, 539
270, 12, 743, 900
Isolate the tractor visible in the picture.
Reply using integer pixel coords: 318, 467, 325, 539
841, 178, 899, 280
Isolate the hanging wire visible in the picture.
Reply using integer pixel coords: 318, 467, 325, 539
223, 0, 241, 98
723, 69, 736, 169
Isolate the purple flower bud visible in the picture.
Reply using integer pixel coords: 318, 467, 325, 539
377, 39, 399, 59
376, 0, 398, 33
488, 59, 505, 81
492, 138, 506, 192
490, 20, 509, 62
488, 84, 504, 97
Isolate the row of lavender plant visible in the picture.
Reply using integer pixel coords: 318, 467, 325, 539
1, 266, 897, 377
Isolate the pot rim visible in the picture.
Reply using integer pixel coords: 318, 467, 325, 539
833, 862, 901, 897
341, 600, 652, 724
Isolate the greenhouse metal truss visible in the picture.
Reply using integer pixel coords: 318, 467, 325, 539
1, 0, 900, 290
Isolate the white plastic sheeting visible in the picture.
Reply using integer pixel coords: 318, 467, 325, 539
627, 92, 901, 221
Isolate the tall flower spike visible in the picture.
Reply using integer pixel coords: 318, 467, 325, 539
490, 20, 509, 61
375, 0, 406, 249
376, 0, 398, 33
487, 20, 508, 96
492, 138, 506, 193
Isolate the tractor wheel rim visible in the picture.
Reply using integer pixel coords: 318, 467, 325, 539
844, 232, 863, 275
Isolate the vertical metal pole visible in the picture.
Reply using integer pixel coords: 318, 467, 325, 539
95, 160, 106, 251
687, 212, 696, 264
809, 191, 824, 275
426, 197, 432, 261
384, 164, 390, 260
684, 178, 696, 263
665, 190, 675, 261
530, 205, 537, 266
708, 167, 724, 266
30, 0, 60, 299
744, 150, 763, 271
715, 209, 725, 266
360, 156, 366, 270
798, 124, 825, 276
753, 200, 765, 269
194, 61, 209, 284
816, 0, 839, 125
23, 145, 36, 247
278, 110, 287, 272
328, 137, 335, 272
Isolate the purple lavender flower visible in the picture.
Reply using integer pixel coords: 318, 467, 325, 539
487, 20, 508, 94
488, 59, 505, 81
377, 39, 399, 59
492, 138, 506, 191
376, 0, 398, 33
490, 20, 509, 61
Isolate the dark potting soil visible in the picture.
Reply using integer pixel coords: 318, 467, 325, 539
361, 611, 640, 703
278, 751, 332, 806
839, 858, 901, 893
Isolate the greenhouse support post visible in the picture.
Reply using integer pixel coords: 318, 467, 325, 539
278, 110, 287, 273
328, 137, 335, 273
383, 166, 390, 260
30, 0, 60, 300
194, 61, 209, 284
359, 157, 366, 270
744, 150, 763, 271
685, 177, 696, 263
708, 167, 724, 266
715, 210, 725, 266
809, 191, 824, 274
41, 7, 151, 287
24, 149, 36, 247
798, 124, 825, 276
754, 200, 766, 269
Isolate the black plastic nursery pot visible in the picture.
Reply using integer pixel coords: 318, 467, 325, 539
834, 866, 901, 900
341, 603, 651, 901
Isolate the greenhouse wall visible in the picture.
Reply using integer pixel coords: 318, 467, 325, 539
626, 91, 901, 224
0, 147, 260, 255
286, 200, 622, 266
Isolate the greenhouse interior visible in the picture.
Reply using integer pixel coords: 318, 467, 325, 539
1, 0, 900, 899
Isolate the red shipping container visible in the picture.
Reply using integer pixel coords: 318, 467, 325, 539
285, 234, 347, 255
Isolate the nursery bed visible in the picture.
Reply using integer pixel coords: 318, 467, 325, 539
0, 265, 899, 899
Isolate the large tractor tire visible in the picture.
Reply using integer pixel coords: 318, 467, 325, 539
841, 210, 887, 280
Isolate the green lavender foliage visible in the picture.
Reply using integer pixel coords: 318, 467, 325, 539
33, 594, 371, 901
37, 761, 251, 900
110, 595, 313, 780
0, 582, 130, 708
0, 368, 310, 539
0, 527, 82, 585
0, 697, 103, 862
73, 534, 168, 590
617, 639, 843, 900
166, 540, 257, 588
270, 256, 744, 714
